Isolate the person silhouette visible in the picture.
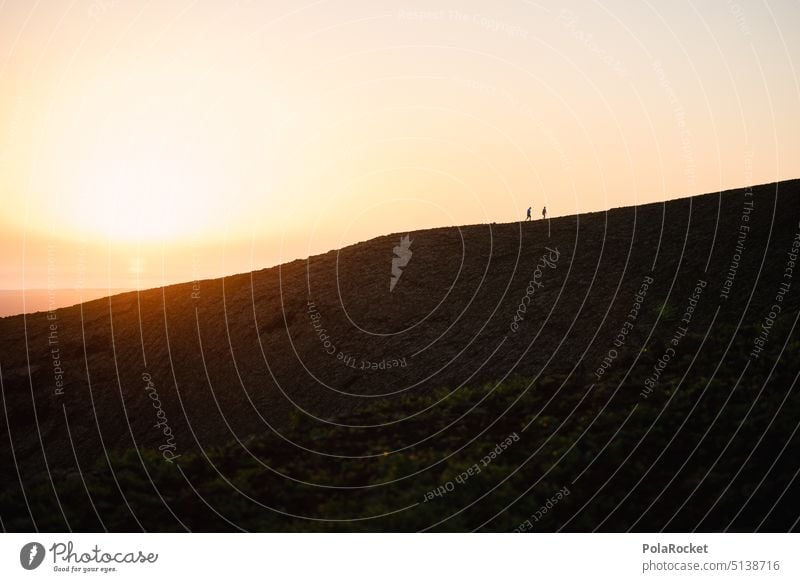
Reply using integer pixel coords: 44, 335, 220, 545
526, 207, 532, 221
542, 206, 547, 220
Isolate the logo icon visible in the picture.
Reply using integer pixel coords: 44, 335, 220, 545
20, 542, 45, 570
390, 235, 413, 292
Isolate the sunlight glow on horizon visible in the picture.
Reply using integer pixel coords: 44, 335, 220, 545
1, 0, 799, 291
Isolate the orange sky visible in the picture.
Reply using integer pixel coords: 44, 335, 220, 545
1, 0, 799, 293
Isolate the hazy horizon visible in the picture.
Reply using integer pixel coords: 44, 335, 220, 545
0, 176, 793, 318
0, 287, 133, 317
2, 0, 799, 291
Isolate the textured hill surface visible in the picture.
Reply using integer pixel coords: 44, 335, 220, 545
1, 179, 799, 531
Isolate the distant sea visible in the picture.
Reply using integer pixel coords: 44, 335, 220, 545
0, 289, 132, 317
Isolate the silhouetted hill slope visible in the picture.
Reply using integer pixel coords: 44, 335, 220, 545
2, 179, 800, 531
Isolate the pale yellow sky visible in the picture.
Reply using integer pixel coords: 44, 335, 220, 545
1, 0, 798, 291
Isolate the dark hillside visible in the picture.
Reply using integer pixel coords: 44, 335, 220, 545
1, 179, 799, 531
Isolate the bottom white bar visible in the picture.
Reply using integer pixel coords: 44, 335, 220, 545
1, 533, 795, 581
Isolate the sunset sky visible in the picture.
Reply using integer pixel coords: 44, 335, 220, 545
1, 0, 798, 297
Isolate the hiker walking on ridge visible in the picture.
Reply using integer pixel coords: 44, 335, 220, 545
542, 206, 547, 220
526, 207, 532, 221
